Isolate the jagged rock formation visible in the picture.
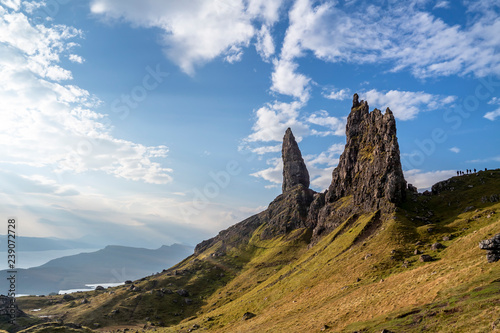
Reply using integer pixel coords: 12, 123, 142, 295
326, 93, 406, 209
479, 233, 500, 263
282, 128, 310, 192
195, 93, 407, 253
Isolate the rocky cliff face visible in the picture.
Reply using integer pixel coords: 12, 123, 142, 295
326, 94, 406, 210
195, 94, 407, 253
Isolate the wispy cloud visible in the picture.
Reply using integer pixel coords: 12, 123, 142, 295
323, 88, 350, 101
434, 1, 450, 9
450, 147, 460, 153
0, 6, 173, 184
90, 0, 284, 75
484, 108, 500, 121
404, 169, 457, 191
362, 89, 456, 120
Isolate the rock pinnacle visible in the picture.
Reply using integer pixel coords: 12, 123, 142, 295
282, 128, 310, 193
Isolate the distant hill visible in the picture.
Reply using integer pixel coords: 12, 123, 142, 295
1, 243, 193, 295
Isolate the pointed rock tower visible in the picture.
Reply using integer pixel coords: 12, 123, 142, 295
326, 93, 406, 210
261, 128, 315, 239
282, 128, 310, 193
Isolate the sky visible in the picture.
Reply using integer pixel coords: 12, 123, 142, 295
0, 0, 499, 249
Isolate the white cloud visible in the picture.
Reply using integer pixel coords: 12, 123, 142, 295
467, 155, 500, 164
274, 0, 500, 79
434, 1, 450, 9
251, 144, 281, 155
488, 97, 500, 105
69, 54, 84, 63
0, 169, 245, 246
0, 8, 173, 184
271, 59, 311, 102
246, 100, 309, 142
90, 0, 283, 75
404, 169, 457, 191
255, 25, 275, 61
250, 157, 282, 184
250, 143, 345, 191
484, 108, 500, 121
307, 110, 346, 136
362, 89, 456, 120
305, 143, 344, 190
449, 147, 460, 153
1, 0, 20, 10
323, 88, 350, 101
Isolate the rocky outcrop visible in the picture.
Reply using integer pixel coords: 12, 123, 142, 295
282, 128, 310, 193
259, 128, 315, 239
326, 94, 406, 210
195, 93, 407, 251
479, 234, 500, 263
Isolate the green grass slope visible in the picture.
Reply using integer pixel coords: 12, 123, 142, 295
17, 170, 500, 333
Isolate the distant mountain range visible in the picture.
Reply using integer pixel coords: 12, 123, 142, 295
0, 243, 193, 295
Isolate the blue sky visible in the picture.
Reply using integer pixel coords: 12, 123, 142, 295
0, 0, 499, 248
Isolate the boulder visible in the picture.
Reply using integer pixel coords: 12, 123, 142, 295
242, 312, 256, 320
479, 234, 500, 263
177, 289, 189, 297
419, 254, 433, 262
431, 242, 444, 251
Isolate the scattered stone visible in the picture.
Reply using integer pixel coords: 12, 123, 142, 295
442, 235, 451, 241
62, 294, 74, 301
492, 318, 500, 330
124, 280, 133, 284
364, 253, 373, 260
95, 286, 105, 291
320, 324, 330, 331
431, 242, 444, 251
81, 299, 89, 304
381, 330, 394, 333
408, 183, 418, 193
414, 249, 420, 255
479, 234, 500, 263
463, 206, 475, 213
184, 298, 193, 305
490, 194, 499, 202
242, 312, 256, 320
356, 278, 361, 282
420, 254, 433, 262
177, 289, 189, 297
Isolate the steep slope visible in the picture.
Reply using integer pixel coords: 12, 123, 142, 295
16, 95, 500, 333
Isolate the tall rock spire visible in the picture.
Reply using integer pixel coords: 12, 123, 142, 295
326, 93, 406, 209
282, 128, 310, 193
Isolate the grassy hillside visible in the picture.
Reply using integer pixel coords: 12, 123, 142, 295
16, 170, 500, 333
